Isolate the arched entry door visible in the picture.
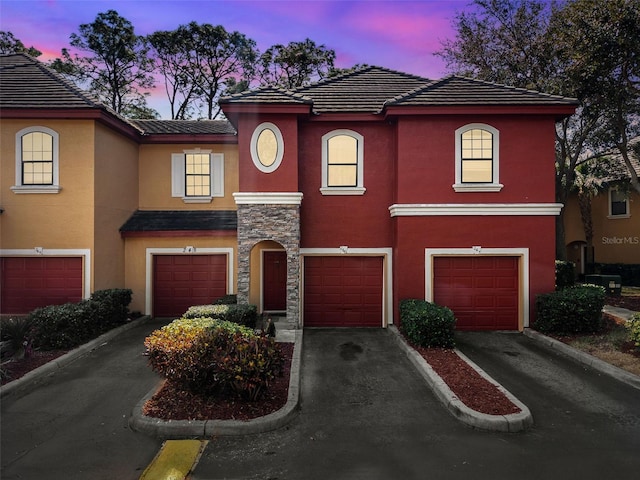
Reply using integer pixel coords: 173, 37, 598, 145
263, 250, 287, 311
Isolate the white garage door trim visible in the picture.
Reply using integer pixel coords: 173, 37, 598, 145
0, 248, 91, 300
300, 247, 393, 326
425, 247, 529, 328
145, 247, 234, 316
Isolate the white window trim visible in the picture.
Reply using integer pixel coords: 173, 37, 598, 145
607, 188, 630, 219
250, 122, 284, 173
145, 247, 234, 316
171, 150, 224, 203
0, 248, 91, 299
299, 247, 393, 326
425, 247, 529, 328
453, 123, 503, 192
320, 129, 366, 196
12, 126, 61, 194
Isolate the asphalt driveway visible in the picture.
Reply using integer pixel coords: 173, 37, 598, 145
192, 329, 640, 480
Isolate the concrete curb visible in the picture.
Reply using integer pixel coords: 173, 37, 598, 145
389, 326, 533, 432
523, 328, 640, 391
129, 330, 303, 439
0, 316, 151, 399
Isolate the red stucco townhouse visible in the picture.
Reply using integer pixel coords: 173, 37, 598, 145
1, 55, 577, 330
220, 67, 577, 331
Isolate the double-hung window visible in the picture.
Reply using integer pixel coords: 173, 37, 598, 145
12, 126, 61, 194
609, 189, 629, 218
453, 124, 502, 192
172, 150, 224, 203
320, 129, 365, 195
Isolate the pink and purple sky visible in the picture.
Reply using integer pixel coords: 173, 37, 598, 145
1, 0, 473, 117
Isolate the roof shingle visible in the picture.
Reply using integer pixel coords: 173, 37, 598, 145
120, 210, 237, 233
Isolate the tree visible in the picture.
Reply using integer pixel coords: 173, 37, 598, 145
157, 22, 257, 120
258, 39, 336, 89
146, 28, 199, 119
0, 31, 42, 56
50, 10, 157, 118
550, 0, 640, 195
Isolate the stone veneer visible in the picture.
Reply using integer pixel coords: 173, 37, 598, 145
234, 193, 302, 329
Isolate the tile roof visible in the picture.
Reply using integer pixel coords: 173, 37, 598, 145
131, 119, 236, 135
221, 66, 577, 114
120, 210, 237, 233
385, 76, 578, 108
219, 85, 312, 105
0, 53, 104, 110
584, 137, 640, 183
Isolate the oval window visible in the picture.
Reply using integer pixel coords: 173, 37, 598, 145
250, 122, 284, 173
257, 128, 278, 167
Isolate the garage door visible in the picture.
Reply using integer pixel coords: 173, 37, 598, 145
304, 256, 383, 327
1, 257, 83, 315
433, 256, 518, 330
153, 255, 227, 317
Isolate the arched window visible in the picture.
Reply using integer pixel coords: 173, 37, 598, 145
12, 126, 60, 193
321, 129, 365, 195
453, 124, 502, 192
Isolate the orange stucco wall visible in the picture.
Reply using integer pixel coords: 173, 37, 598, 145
93, 123, 139, 290
1, 119, 96, 252
564, 189, 640, 264
138, 143, 239, 210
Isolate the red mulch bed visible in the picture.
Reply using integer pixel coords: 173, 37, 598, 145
606, 294, 640, 312
411, 344, 521, 416
1, 350, 68, 386
142, 342, 294, 421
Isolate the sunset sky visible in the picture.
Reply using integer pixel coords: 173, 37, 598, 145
1, 0, 474, 117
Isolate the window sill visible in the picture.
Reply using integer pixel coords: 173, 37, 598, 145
182, 196, 213, 204
607, 214, 630, 219
320, 187, 366, 196
11, 185, 61, 194
452, 183, 503, 193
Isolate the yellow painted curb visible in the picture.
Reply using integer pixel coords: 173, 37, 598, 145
139, 439, 207, 480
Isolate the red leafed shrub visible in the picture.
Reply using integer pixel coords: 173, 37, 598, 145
144, 317, 284, 401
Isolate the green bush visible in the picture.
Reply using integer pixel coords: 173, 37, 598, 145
144, 317, 284, 400
534, 284, 606, 334
213, 294, 238, 305
90, 288, 132, 327
183, 303, 257, 329
399, 299, 456, 348
28, 288, 133, 350
0, 317, 34, 356
555, 260, 575, 290
628, 313, 640, 351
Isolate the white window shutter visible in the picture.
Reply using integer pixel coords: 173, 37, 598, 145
211, 153, 224, 197
171, 153, 185, 197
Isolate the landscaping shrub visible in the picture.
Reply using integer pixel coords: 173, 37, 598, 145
183, 303, 257, 329
399, 299, 456, 348
0, 317, 34, 358
144, 317, 284, 400
28, 288, 133, 350
213, 294, 238, 305
534, 284, 606, 334
628, 313, 640, 351
555, 260, 575, 290
90, 288, 132, 327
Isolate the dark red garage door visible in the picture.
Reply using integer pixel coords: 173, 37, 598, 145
153, 254, 227, 317
433, 256, 519, 330
304, 256, 383, 327
1, 257, 83, 315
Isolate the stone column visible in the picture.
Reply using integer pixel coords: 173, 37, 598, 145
234, 193, 303, 328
